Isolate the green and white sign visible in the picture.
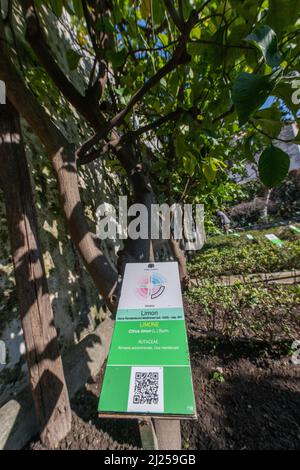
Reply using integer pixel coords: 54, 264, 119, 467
98, 262, 196, 418
290, 225, 300, 234
265, 233, 283, 246
246, 234, 254, 240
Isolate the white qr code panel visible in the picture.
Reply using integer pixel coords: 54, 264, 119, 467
127, 366, 164, 413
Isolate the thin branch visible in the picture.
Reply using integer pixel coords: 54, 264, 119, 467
78, 10, 199, 159
198, 0, 212, 14
190, 39, 253, 50
179, 177, 191, 203
163, 0, 185, 32
138, 18, 168, 36
131, 109, 183, 137
251, 120, 297, 143
213, 104, 235, 123
22, 0, 105, 129
127, 40, 178, 56
82, 0, 112, 99
78, 136, 121, 166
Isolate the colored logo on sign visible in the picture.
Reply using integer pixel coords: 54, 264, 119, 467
136, 272, 166, 300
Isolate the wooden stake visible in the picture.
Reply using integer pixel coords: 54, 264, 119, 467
0, 102, 72, 448
138, 418, 158, 450
153, 419, 182, 450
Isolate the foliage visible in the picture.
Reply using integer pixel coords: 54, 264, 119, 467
3, 0, 300, 211
211, 370, 225, 383
189, 227, 300, 277
186, 281, 300, 341
226, 170, 300, 226
258, 145, 290, 188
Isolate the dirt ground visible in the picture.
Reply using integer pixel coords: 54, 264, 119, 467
27, 307, 300, 451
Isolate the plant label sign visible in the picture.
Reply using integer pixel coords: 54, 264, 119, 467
98, 262, 196, 419
290, 225, 300, 234
265, 233, 283, 246
246, 234, 254, 240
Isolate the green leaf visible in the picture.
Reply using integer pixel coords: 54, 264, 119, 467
72, 0, 84, 18
190, 25, 201, 40
187, 42, 203, 57
273, 78, 300, 117
66, 49, 81, 70
174, 133, 187, 158
183, 154, 197, 176
244, 134, 255, 160
258, 145, 290, 188
229, 0, 260, 22
267, 0, 300, 36
182, 0, 193, 22
158, 33, 168, 46
203, 165, 216, 182
140, 0, 151, 18
152, 0, 165, 24
232, 71, 280, 126
49, 0, 63, 17
252, 106, 282, 138
244, 25, 281, 68
203, 159, 218, 182
106, 50, 126, 68
95, 16, 115, 33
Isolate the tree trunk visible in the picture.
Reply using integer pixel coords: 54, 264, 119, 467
0, 101, 72, 448
169, 238, 190, 290
261, 188, 272, 223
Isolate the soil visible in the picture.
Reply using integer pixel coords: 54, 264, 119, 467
27, 310, 300, 451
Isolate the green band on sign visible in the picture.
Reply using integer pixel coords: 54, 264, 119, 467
116, 307, 184, 321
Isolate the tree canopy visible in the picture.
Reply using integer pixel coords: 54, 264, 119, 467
1, 0, 300, 299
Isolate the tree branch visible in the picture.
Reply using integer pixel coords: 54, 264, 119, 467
22, 0, 105, 129
132, 108, 183, 137
0, 38, 118, 305
78, 108, 184, 166
190, 39, 253, 50
178, 0, 184, 23
126, 40, 178, 56
82, 0, 113, 100
78, 10, 199, 159
163, 0, 185, 32
78, 135, 122, 166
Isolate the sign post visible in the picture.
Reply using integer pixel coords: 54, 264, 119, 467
98, 262, 196, 447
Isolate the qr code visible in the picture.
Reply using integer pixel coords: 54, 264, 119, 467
133, 371, 159, 404
127, 366, 164, 413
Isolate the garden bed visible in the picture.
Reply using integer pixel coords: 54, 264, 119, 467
185, 284, 300, 342
26, 283, 300, 450
25, 229, 300, 450
27, 335, 300, 450
189, 227, 300, 279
